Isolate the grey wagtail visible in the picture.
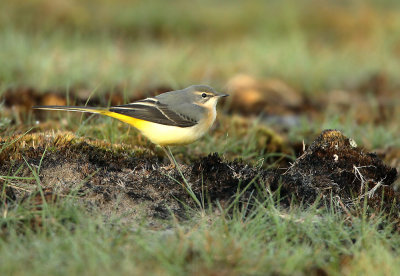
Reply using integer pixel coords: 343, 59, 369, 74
33, 85, 228, 166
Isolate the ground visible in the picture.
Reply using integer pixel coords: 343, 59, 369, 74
1, 1, 400, 275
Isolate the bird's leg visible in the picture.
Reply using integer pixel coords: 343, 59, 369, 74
161, 146, 176, 169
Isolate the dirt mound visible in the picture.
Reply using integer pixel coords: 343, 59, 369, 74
279, 130, 398, 210
0, 130, 398, 220
0, 132, 269, 219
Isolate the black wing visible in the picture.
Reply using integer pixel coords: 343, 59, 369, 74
109, 98, 197, 127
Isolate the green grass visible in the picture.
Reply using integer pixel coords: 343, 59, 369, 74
1, 189, 400, 275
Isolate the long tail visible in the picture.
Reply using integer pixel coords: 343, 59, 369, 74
32, 105, 144, 128
32, 105, 109, 114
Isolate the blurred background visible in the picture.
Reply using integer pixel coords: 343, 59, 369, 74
1, 0, 400, 90
0, 0, 399, 158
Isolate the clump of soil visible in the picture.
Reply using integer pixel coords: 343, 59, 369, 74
279, 130, 398, 210
0, 130, 398, 221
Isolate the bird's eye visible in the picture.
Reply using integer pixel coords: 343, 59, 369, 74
201, 93, 207, 98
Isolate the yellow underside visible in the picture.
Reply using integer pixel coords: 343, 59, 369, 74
103, 111, 150, 131
99, 110, 208, 146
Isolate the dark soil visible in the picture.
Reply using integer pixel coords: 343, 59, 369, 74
0, 130, 397, 221
279, 130, 398, 210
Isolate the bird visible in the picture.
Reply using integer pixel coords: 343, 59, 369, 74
33, 85, 229, 167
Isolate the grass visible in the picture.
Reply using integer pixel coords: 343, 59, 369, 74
2, 187, 400, 275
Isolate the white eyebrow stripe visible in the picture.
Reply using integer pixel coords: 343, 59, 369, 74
194, 92, 214, 97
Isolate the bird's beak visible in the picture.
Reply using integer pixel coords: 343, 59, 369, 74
216, 93, 229, 98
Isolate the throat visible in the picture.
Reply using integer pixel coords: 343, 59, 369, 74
195, 98, 219, 135
201, 107, 216, 129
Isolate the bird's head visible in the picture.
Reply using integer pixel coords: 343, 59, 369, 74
185, 85, 229, 107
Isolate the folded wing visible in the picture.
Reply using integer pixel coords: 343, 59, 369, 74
109, 98, 198, 127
